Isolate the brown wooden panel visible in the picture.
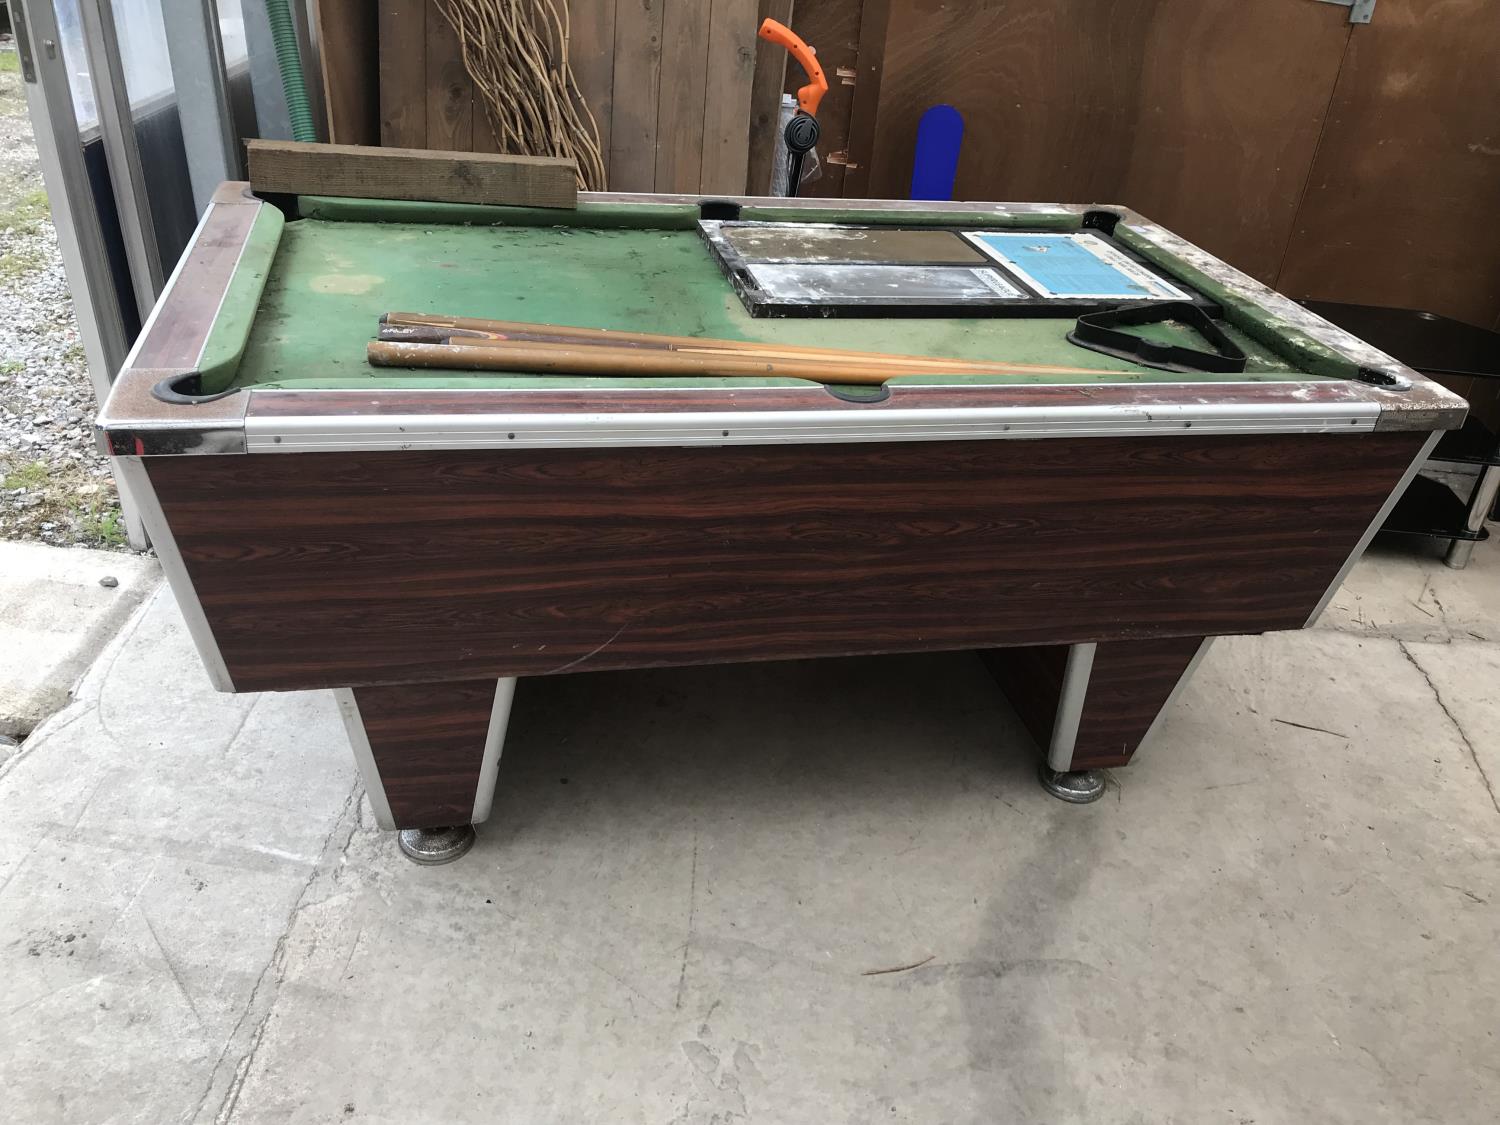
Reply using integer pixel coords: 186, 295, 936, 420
837, 0, 887, 199
1278, 1, 1500, 326
247, 141, 576, 208
700, 0, 761, 194
778, 0, 865, 197
130, 192, 260, 370
747, 0, 795, 195
425, 0, 473, 151
352, 679, 497, 826
859, 1, 1350, 279
317, 0, 380, 145
148, 430, 1423, 693
1070, 636, 1206, 769
609, 0, 665, 190
654, 0, 712, 191
569, 0, 619, 183
979, 644, 1067, 749
981, 636, 1203, 768
471, 95, 504, 155
378, 0, 427, 147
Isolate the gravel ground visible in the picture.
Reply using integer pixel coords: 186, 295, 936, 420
0, 38, 128, 550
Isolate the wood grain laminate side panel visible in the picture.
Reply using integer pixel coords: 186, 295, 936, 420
351, 679, 497, 826
1069, 636, 1207, 769
146, 430, 1425, 692
981, 636, 1205, 769
978, 644, 1068, 750
131, 190, 261, 372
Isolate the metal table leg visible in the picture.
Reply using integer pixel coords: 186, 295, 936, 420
1445, 464, 1500, 569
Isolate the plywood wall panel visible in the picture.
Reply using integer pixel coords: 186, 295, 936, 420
701, 0, 760, 194
1277, 0, 1500, 327
608, 0, 666, 190
378, 1, 427, 147
860, 0, 1350, 281
424, 3, 474, 151
568, 0, 619, 172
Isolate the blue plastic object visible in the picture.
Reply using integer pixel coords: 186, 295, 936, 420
909, 105, 964, 201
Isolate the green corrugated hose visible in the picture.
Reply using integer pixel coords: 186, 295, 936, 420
265, 0, 318, 143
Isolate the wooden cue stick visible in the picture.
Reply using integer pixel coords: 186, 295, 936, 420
375, 323, 1090, 377
368, 339, 1113, 384
379, 311, 1113, 375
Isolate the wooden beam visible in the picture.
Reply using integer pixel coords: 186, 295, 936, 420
317, 0, 380, 145
378, 1, 426, 147
247, 140, 577, 208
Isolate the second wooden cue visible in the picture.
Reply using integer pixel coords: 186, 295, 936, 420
365, 339, 1091, 385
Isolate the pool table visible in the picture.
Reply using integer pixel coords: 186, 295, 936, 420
98, 182, 1465, 863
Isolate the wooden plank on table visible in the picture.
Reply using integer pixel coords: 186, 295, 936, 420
378, 0, 426, 146
317, 0, 380, 145
610, 0, 665, 190
778, 0, 864, 197
425, 0, 474, 151
700, 0, 760, 194
859, 0, 1346, 278
747, 0, 793, 195
247, 141, 578, 207
655, 0, 712, 192
568, 0, 618, 186
1278, 0, 1500, 328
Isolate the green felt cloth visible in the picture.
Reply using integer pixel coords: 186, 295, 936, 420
216, 204, 1319, 392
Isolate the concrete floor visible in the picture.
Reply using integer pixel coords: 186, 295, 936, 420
0, 541, 158, 740
1, 533, 1497, 1124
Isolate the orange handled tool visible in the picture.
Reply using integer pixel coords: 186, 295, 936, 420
758, 18, 828, 117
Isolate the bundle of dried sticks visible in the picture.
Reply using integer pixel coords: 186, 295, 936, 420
367, 312, 1122, 386
434, 0, 607, 191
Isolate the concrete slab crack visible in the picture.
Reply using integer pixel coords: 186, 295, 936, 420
185, 781, 365, 1125
1399, 642, 1500, 818
674, 831, 700, 1011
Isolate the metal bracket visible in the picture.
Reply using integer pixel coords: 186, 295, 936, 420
1315, 0, 1377, 24
10, 0, 39, 82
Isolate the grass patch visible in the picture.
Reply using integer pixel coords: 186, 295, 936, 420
1, 187, 51, 234
0, 454, 128, 549
0, 52, 19, 76
0, 358, 24, 375
3, 461, 48, 490
0, 242, 46, 283
1, 189, 51, 236
80, 498, 127, 548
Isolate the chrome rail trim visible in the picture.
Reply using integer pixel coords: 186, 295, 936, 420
471, 677, 517, 824
244, 401, 1377, 453
333, 689, 396, 831
1047, 643, 1098, 772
